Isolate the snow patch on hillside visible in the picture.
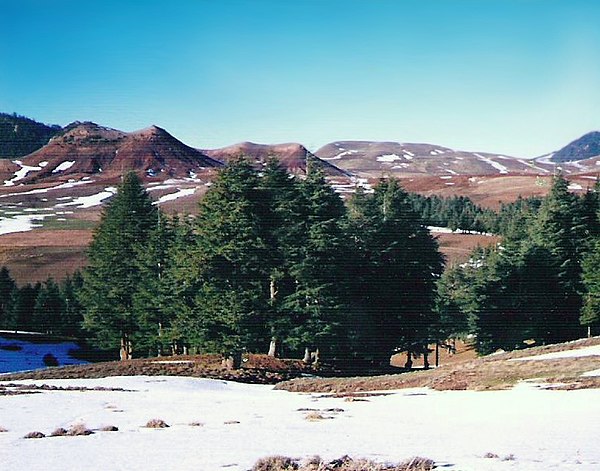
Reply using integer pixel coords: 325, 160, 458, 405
3, 161, 42, 186
474, 153, 508, 174
155, 188, 196, 204
52, 161, 76, 173
513, 344, 600, 361
377, 154, 402, 162
55, 187, 117, 209
0, 214, 52, 235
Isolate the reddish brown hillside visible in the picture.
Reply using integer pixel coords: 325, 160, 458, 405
4, 122, 222, 184
204, 141, 349, 177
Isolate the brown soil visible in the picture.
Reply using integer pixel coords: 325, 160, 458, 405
435, 232, 500, 265
0, 353, 317, 384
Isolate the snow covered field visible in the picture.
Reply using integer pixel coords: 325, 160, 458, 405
0, 375, 599, 470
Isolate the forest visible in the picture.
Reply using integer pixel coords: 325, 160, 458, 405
1, 158, 599, 368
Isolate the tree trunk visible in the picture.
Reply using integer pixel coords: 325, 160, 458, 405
120, 334, 132, 361
312, 348, 320, 367
268, 337, 278, 357
404, 350, 413, 369
303, 347, 311, 363
222, 351, 242, 370
435, 342, 440, 367
423, 350, 430, 370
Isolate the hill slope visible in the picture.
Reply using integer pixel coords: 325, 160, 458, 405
551, 131, 600, 163
0, 113, 61, 159
204, 141, 350, 177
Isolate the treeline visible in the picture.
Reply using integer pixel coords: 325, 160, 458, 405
438, 176, 600, 354
0, 112, 61, 158
79, 160, 444, 367
408, 193, 543, 235
0, 269, 84, 337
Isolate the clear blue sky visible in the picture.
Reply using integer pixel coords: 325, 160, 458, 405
1, 0, 599, 157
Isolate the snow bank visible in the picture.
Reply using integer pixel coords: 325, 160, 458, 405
474, 153, 508, 174
0, 214, 52, 235
377, 154, 402, 162
513, 344, 600, 361
0, 376, 599, 470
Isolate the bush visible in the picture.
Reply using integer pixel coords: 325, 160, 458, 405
50, 427, 68, 437
252, 455, 299, 471
145, 418, 169, 428
67, 424, 93, 436
99, 425, 119, 432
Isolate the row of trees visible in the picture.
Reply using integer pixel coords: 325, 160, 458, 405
0, 269, 83, 337
81, 161, 444, 367
438, 176, 600, 354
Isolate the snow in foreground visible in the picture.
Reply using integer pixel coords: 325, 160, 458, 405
0, 376, 599, 470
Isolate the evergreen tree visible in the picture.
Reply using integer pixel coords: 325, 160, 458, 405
59, 271, 85, 338
347, 179, 444, 366
0, 266, 16, 328
81, 172, 158, 359
33, 278, 64, 334
8, 283, 41, 332
173, 160, 271, 364
581, 238, 600, 335
282, 163, 350, 363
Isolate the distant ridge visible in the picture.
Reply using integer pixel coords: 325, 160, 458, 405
203, 141, 350, 177
0, 113, 61, 159
551, 131, 600, 163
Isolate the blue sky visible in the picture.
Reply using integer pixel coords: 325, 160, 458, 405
1, 0, 599, 157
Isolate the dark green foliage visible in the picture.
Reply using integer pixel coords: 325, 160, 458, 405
0, 113, 61, 158
81, 172, 158, 356
33, 278, 64, 335
347, 179, 444, 365
0, 267, 16, 327
7, 283, 41, 332
172, 160, 271, 355
582, 238, 600, 332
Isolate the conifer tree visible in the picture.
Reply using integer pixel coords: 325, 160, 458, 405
59, 271, 85, 338
173, 160, 271, 365
33, 278, 64, 335
81, 172, 158, 359
0, 266, 16, 328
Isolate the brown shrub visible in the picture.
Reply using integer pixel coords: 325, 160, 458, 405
252, 455, 299, 471
23, 431, 45, 439
50, 427, 68, 437
145, 418, 169, 428
99, 425, 119, 432
67, 423, 93, 436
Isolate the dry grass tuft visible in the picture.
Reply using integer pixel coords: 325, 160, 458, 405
224, 420, 241, 425
502, 454, 516, 461
50, 427, 68, 437
23, 431, 45, 439
251, 455, 435, 470
188, 421, 204, 427
0, 426, 8, 432
252, 455, 299, 471
304, 412, 330, 421
145, 418, 169, 428
99, 425, 119, 432
483, 452, 499, 459
67, 423, 93, 436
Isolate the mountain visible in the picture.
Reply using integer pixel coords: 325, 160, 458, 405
6, 122, 222, 184
550, 131, 600, 163
314, 141, 553, 177
203, 141, 350, 177
0, 113, 61, 159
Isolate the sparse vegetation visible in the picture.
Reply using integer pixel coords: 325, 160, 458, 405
23, 431, 45, 439
0, 426, 8, 432
50, 427, 68, 437
67, 423, 93, 436
99, 425, 119, 432
251, 455, 435, 471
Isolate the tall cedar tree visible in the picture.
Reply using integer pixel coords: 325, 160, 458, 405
173, 160, 271, 360
282, 163, 350, 362
81, 172, 158, 359
531, 175, 586, 342
258, 158, 305, 356
33, 278, 64, 334
347, 179, 444, 366
0, 267, 16, 328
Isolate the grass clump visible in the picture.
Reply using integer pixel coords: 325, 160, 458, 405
252, 455, 299, 471
23, 431, 45, 439
0, 426, 8, 432
145, 418, 169, 428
